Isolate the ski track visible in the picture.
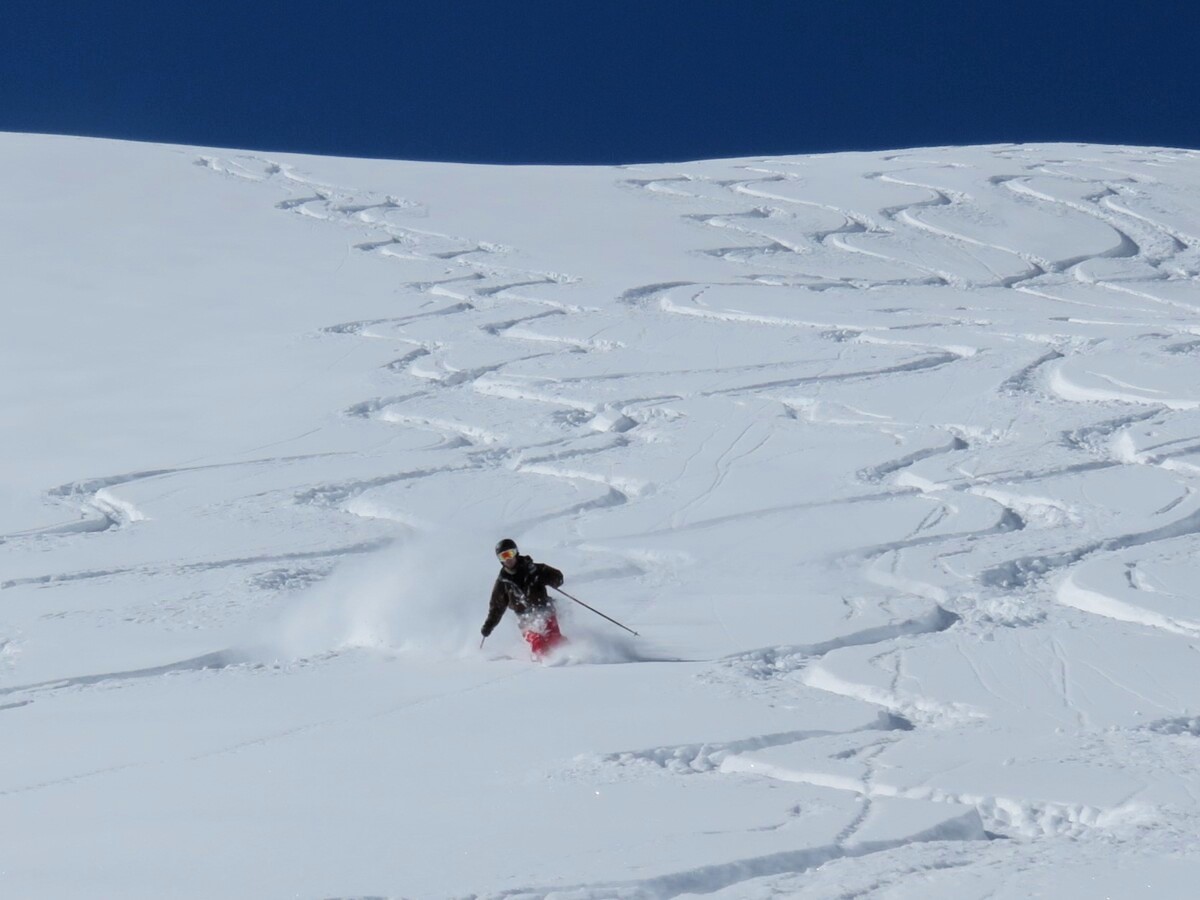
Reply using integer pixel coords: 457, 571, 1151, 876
8, 145, 1200, 898
0, 539, 393, 592
0, 650, 242, 700
475, 820, 986, 900
570, 148, 1198, 894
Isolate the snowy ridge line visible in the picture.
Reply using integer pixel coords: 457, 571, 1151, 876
620, 171, 761, 205
468, 377, 598, 412
474, 809, 984, 900
979, 504, 1200, 590
865, 171, 1024, 289
999, 348, 1066, 395
515, 435, 633, 467
1002, 177, 1174, 263
383, 346, 435, 372
2, 451, 352, 542
0, 564, 137, 590
46, 451, 353, 499
1105, 194, 1200, 250
479, 307, 567, 336
723, 604, 958, 682
719, 754, 1148, 839
700, 350, 963, 397
638, 164, 974, 289
0, 649, 242, 698
588, 710, 909, 777
378, 410, 503, 447
199, 152, 643, 546
0, 761, 144, 799
966, 485, 1078, 530
735, 166, 998, 288
293, 465, 476, 507
44, 487, 153, 535
0, 538, 393, 591
1112, 431, 1200, 476
500, 324, 622, 352
86, 488, 148, 530
847, 503, 1024, 563
1049, 363, 1200, 410
198, 151, 586, 346
617, 280, 705, 306
874, 169, 1135, 279
516, 462, 646, 501
626, 486, 925, 539
1061, 407, 1166, 453
731, 171, 884, 232
11, 491, 151, 540
322, 302, 475, 336
548, 354, 822, 386
657, 292, 888, 333
761, 153, 1180, 301
506, 486, 627, 534
857, 434, 969, 484
194, 155, 290, 183
801, 662, 987, 729
343, 391, 430, 419
932, 458, 1118, 494
3, 511, 114, 540
1057, 573, 1200, 637
410, 352, 563, 389
200, 144, 697, 571
198, 155, 527, 265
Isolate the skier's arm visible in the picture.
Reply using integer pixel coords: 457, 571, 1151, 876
537, 563, 564, 590
481, 580, 508, 636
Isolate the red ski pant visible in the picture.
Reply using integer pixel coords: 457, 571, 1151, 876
523, 615, 566, 657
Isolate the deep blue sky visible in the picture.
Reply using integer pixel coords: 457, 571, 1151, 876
2, 1, 1196, 164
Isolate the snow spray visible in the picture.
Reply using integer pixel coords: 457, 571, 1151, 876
271, 531, 495, 660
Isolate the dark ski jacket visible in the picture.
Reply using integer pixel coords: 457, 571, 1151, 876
482, 555, 564, 636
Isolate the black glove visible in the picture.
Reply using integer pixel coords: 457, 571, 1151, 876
481, 623, 493, 638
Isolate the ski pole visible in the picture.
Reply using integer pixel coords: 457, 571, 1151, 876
551, 586, 639, 636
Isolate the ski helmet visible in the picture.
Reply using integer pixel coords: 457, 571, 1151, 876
495, 538, 518, 557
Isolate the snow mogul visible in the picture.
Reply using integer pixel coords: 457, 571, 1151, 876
481, 538, 567, 659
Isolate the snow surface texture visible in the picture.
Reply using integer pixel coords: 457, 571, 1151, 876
4, 135, 1200, 898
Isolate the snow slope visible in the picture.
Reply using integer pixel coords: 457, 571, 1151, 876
4, 133, 1200, 898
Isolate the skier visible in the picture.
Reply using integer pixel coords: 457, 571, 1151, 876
482, 538, 567, 659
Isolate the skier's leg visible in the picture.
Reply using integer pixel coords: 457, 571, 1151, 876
522, 612, 565, 659
543, 614, 567, 651
523, 627, 550, 659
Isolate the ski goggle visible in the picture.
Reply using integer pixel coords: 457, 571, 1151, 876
497, 548, 518, 562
